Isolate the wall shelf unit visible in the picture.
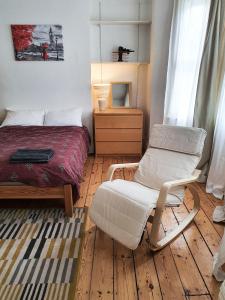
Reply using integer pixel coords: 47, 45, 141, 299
90, 20, 151, 25
90, 0, 151, 64
91, 61, 150, 65
91, 0, 151, 110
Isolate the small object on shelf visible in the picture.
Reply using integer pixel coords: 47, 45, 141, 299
112, 46, 135, 62
98, 99, 107, 111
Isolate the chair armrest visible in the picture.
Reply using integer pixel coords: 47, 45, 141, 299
106, 162, 139, 181
149, 169, 201, 249
156, 169, 201, 209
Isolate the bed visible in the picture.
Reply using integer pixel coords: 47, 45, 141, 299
0, 125, 90, 216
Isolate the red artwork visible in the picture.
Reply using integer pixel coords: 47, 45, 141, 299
41, 43, 49, 61
11, 25, 34, 59
11, 24, 64, 61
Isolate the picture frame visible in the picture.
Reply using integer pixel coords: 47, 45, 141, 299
11, 24, 64, 61
109, 81, 132, 108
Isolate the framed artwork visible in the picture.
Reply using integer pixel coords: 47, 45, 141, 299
11, 24, 64, 61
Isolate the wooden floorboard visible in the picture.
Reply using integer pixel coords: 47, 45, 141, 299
192, 183, 225, 237
134, 230, 162, 299
172, 205, 221, 299
74, 156, 223, 300
162, 208, 208, 297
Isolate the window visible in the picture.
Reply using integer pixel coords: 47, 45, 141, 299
164, 0, 211, 126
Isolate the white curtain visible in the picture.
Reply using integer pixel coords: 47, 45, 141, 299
206, 73, 225, 199
164, 0, 210, 127
209, 76, 225, 285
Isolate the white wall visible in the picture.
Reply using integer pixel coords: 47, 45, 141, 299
148, 0, 174, 129
0, 0, 92, 144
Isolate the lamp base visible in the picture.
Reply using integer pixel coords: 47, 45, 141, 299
98, 99, 107, 111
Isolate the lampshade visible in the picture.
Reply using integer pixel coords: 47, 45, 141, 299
92, 83, 111, 101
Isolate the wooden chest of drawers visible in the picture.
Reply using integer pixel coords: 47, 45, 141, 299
94, 108, 143, 156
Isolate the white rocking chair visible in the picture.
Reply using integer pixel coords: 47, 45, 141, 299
89, 124, 206, 251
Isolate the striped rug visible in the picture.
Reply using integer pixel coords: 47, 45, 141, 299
0, 207, 87, 300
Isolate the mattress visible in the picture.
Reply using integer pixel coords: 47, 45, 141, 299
0, 126, 89, 197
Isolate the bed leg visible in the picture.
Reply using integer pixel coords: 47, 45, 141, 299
64, 184, 73, 217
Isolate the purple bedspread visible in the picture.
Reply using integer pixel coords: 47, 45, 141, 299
0, 126, 89, 195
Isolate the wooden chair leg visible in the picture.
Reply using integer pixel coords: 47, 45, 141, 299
64, 184, 73, 217
149, 185, 200, 251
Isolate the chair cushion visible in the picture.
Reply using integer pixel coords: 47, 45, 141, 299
134, 148, 200, 200
89, 179, 181, 250
150, 124, 206, 156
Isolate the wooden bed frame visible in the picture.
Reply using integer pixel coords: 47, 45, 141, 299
0, 184, 74, 217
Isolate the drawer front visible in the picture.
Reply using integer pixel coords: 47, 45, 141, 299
95, 115, 142, 129
95, 129, 142, 142
96, 142, 142, 155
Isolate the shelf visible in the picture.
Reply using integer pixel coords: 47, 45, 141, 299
91, 61, 150, 65
90, 20, 151, 25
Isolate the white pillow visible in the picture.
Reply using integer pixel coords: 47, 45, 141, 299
1, 109, 45, 127
44, 108, 82, 127
149, 124, 207, 156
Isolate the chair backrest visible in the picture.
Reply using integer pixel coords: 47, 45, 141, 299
134, 124, 207, 199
